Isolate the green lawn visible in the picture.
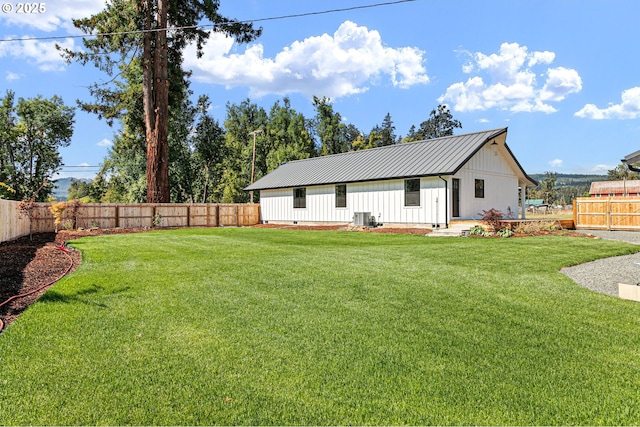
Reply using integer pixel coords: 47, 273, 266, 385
1, 228, 640, 425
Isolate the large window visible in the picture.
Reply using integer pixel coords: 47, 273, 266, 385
404, 178, 420, 206
475, 179, 485, 198
293, 187, 306, 208
335, 184, 347, 208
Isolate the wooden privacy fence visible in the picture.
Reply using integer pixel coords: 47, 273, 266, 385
0, 199, 31, 242
573, 197, 640, 230
2, 203, 260, 239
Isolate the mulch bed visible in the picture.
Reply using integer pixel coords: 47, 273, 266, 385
0, 224, 593, 332
0, 227, 146, 330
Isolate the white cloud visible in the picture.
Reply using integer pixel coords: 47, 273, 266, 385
96, 138, 112, 147
575, 87, 640, 119
5, 71, 22, 81
439, 42, 582, 113
0, 37, 77, 71
549, 159, 563, 167
184, 20, 430, 99
0, 0, 105, 32
590, 164, 614, 173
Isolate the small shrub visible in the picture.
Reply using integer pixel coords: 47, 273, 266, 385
63, 219, 74, 230
479, 208, 505, 232
514, 220, 561, 235
49, 201, 67, 232
152, 212, 162, 227
66, 199, 82, 229
496, 228, 514, 238
469, 225, 486, 236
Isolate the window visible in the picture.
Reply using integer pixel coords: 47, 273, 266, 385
293, 188, 306, 208
404, 178, 420, 206
335, 184, 347, 208
475, 179, 485, 198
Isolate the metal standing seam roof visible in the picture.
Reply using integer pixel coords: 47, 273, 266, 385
245, 127, 534, 191
623, 150, 640, 172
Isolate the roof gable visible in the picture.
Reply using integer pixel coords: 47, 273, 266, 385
246, 128, 534, 191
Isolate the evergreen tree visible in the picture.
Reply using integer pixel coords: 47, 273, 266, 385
60, 0, 261, 202
312, 96, 348, 155
409, 104, 462, 141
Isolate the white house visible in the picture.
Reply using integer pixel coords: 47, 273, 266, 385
245, 128, 537, 228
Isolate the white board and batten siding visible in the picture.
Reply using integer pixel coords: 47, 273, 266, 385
260, 177, 448, 226
259, 141, 521, 226
454, 141, 520, 219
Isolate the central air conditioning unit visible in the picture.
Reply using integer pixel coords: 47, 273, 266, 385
354, 212, 371, 227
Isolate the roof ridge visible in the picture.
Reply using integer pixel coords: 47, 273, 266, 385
281, 127, 507, 166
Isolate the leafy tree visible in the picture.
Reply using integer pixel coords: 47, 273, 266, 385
61, 0, 261, 203
221, 99, 268, 202
67, 179, 91, 200
264, 97, 315, 173
312, 96, 348, 155
168, 94, 197, 203
408, 104, 462, 141
191, 96, 227, 203
539, 171, 558, 205
608, 163, 639, 181
0, 91, 75, 201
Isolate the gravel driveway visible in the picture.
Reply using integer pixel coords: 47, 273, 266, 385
561, 230, 640, 297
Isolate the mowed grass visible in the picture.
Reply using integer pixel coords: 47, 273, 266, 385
1, 228, 640, 425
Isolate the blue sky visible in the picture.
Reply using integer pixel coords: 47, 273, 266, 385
1, 0, 639, 179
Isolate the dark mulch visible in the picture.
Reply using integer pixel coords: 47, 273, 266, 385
0, 233, 78, 329
0, 228, 147, 331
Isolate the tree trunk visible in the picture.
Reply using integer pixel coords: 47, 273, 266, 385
144, 0, 170, 203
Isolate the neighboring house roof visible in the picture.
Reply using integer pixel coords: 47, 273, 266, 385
527, 199, 544, 206
622, 150, 640, 172
246, 128, 537, 191
590, 180, 640, 194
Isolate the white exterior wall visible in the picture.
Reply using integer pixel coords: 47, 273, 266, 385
452, 142, 520, 219
258, 139, 523, 224
259, 177, 448, 226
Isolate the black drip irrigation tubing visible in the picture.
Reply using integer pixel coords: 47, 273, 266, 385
0, 244, 75, 333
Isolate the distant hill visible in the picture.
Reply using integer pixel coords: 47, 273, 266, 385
52, 177, 91, 201
529, 173, 608, 203
529, 173, 606, 187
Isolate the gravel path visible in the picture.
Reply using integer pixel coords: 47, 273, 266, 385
561, 230, 640, 297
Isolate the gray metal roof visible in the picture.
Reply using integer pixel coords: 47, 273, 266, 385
245, 127, 535, 191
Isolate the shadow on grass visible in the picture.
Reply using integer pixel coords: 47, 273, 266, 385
40, 285, 108, 308
39, 284, 132, 308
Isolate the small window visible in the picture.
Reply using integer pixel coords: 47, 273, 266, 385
293, 187, 306, 208
404, 178, 420, 206
475, 179, 485, 198
335, 184, 347, 208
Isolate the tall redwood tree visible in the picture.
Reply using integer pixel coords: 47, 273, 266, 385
61, 0, 261, 202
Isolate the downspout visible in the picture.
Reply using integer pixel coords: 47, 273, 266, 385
438, 176, 449, 229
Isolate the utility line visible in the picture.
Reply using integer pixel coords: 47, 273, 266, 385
0, 0, 416, 43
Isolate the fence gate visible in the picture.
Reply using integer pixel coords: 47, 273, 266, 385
574, 197, 640, 230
